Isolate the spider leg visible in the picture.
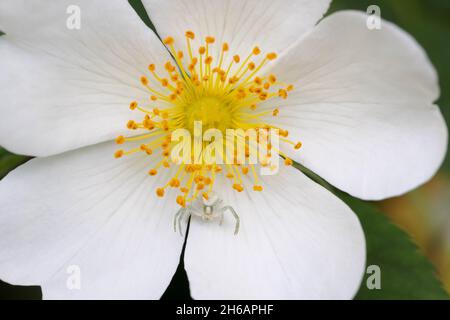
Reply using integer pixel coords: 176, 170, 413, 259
219, 211, 224, 226
173, 208, 185, 234
179, 208, 191, 237
221, 205, 240, 235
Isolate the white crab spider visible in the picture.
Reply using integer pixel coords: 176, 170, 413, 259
173, 192, 240, 236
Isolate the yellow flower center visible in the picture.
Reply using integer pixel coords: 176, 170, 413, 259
185, 97, 233, 133
114, 31, 302, 207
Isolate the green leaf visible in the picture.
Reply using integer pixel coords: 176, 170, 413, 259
129, 0, 158, 33
0, 148, 30, 179
346, 195, 448, 299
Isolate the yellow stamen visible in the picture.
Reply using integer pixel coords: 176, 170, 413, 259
114, 150, 124, 158
115, 136, 125, 145
116, 31, 297, 207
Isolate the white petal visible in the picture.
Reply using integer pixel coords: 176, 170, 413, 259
0, 0, 172, 157
142, 0, 330, 67
0, 142, 185, 299
184, 165, 365, 299
264, 11, 448, 200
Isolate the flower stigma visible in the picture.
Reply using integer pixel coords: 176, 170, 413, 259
114, 31, 302, 207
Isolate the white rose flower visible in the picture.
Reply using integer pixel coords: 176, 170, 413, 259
0, 0, 447, 299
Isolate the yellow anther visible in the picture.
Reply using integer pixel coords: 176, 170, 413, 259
150, 95, 157, 101
170, 178, 180, 188
185, 30, 195, 39
205, 36, 215, 44
197, 183, 205, 191
129, 101, 138, 110
248, 62, 255, 70
226, 173, 234, 179
202, 193, 209, 200
153, 108, 160, 116
156, 188, 165, 197
180, 187, 189, 194
199, 46, 206, 55
148, 64, 156, 72
269, 74, 277, 83
236, 90, 246, 99
114, 150, 124, 158
287, 84, 294, 91
139, 144, 153, 155
143, 120, 155, 130
165, 61, 175, 71
266, 52, 277, 60
222, 43, 229, 52
228, 76, 238, 84
232, 184, 244, 192
233, 55, 240, 63
259, 92, 268, 100
115, 136, 125, 145
161, 79, 169, 87
242, 167, 249, 175
294, 142, 302, 150
253, 185, 263, 191
278, 89, 288, 99
272, 109, 279, 116
253, 47, 261, 55
140, 76, 148, 86
284, 158, 293, 166
176, 195, 186, 207
177, 51, 184, 59
205, 56, 213, 65
162, 120, 169, 131
163, 36, 175, 45
126, 120, 137, 130
149, 169, 158, 176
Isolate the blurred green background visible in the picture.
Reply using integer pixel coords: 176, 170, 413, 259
0, 0, 449, 299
